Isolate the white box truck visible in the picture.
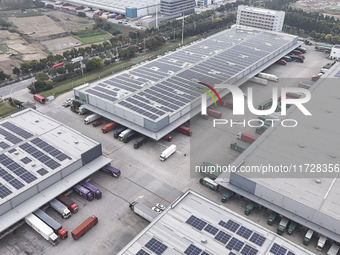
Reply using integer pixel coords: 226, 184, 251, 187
160, 144, 176, 161
84, 113, 101, 124
303, 229, 314, 245
118, 128, 132, 141
250, 77, 268, 86
129, 202, 159, 222
50, 199, 71, 219
327, 243, 340, 255
317, 235, 327, 251
25, 214, 60, 245
258, 72, 279, 82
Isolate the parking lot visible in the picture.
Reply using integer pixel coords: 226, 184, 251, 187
0, 44, 333, 254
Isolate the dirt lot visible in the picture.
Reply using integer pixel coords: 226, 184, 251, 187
41, 36, 82, 52
292, 0, 340, 14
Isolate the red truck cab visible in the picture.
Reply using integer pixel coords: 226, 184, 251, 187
57, 195, 78, 213
162, 134, 172, 142
176, 126, 192, 136
33, 94, 46, 104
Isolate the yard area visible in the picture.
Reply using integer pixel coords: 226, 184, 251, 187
72, 30, 112, 44
0, 101, 20, 118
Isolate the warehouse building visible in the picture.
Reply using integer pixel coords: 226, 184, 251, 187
118, 190, 314, 255
160, 0, 196, 18
330, 45, 340, 60
0, 109, 111, 233
61, 0, 159, 18
236, 5, 285, 32
74, 26, 300, 140
216, 63, 340, 244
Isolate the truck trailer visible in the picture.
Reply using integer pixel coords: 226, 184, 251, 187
258, 72, 279, 82
245, 201, 255, 215
199, 177, 219, 191
57, 195, 78, 213
207, 108, 222, 118
237, 132, 257, 144
79, 181, 102, 199
73, 184, 94, 201
327, 243, 340, 255
134, 136, 148, 149
33, 94, 46, 104
25, 214, 60, 245
101, 164, 121, 178
50, 198, 71, 219
160, 144, 176, 161
33, 209, 68, 240
176, 126, 192, 136
230, 142, 247, 153
317, 235, 327, 251
303, 229, 314, 245
277, 217, 289, 235
114, 126, 127, 139
102, 122, 118, 133
129, 202, 159, 222
84, 113, 101, 125
199, 161, 221, 180
122, 131, 138, 143
118, 128, 132, 141
71, 216, 98, 240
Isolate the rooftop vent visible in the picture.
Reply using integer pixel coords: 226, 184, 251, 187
315, 179, 321, 184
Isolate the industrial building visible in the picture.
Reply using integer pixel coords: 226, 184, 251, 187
118, 190, 314, 255
0, 109, 110, 233
74, 26, 300, 140
216, 63, 340, 244
196, 0, 224, 7
160, 0, 196, 18
60, 0, 159, 18
330, 45, 340, 60
236, 5, 285, 32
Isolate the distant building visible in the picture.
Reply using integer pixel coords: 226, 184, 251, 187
236, 5, 285, 32
196, 0, 224, 7
160, 0, 196, 18
330, 45, 340, 60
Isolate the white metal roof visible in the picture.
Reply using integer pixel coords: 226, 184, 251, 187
118, 190, 314, 255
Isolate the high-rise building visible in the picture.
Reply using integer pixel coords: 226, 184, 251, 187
236, 5, 285, 32
160, 0, 196, 18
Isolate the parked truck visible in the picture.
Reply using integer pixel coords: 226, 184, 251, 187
33, 94, 46, 104
71, 216, 98, 240
73, 184, 94, 201
327, 243, 340, 255
256, 124, 270, 135
221, 190, 233, 203
267, 211, 277, 225
199, 177, 219, 191
134, 136, 148, 149
230, 142, 247, 153
79, 181, 102, 199
25, 214, 60, 245
162, 134, 172, 142
258, 72, 279, 82
122, 131, 138, 143
303, 229, 314, 245
245, 201, 255, 215
222, 100, 233, 109
33, 209, 68, 240
258, 98, 273, 110
277, 217, 289, 235
176, 126, 192, 136
57, 195, 78, 213
102, 122, 118, 133
100, 164, 121, 178
114, 126, 127, 139
49, 199, 71, 219
118, 128, 132, 141
129, 202, 159, 222
317, 235, 327, 251
200, 161, 221, 180
52, 62, 64, 69
287, 221, 297, 235
84, 113, 101, 125
250, 77, 268, 85
160, 144, 176, 161
237, 132, 257, 144
207, 108, 222, 118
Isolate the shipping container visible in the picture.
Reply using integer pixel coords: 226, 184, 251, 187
207, 108, 222, 118
237, 132, 257, 144
71, 216, 98, 240
102, 122, 118, 133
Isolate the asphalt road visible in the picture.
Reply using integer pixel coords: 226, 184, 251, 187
0, 77, 35, 98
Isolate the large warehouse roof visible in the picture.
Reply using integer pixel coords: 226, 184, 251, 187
216, 63, 340, 243
74, 26, 299, 140
0, 109, 110, 232
118, 190, 314, 255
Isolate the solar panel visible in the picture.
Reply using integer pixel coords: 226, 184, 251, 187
184, 244, 202, 255
0, 183, 12, 198
136, 249, 150, 255
236, 226, 253, 239
0, 167, 7, 177
201, 252, 209, 255
21, 157, 32, 164
9, 178, 24, 190
186, 215, 207, 231
145, 238, 167, 255
8, 149, 16, 153
19, 172, 37, 184
270, 243, 288, 255
287, 252, 295, 255
241, 244, 258, 255
214, 230, 231, 244
219, 220, 240, 232
1, 122, 33, 139
226, 237, 244, 252
37, 168, 48, 176
204, 224, 219, 236
0, 141, 10, 149
249, 233, 266, 247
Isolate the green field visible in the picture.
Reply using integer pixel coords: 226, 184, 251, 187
0, 102, 19, 118
40, 35, 201, 98
72, 30, 112, 44
0, 44, 9, 54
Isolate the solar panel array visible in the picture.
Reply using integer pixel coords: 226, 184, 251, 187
270, 243, 295, 255
0, 121, 72, 199
144, 238, 168, 255
185, 216, 264, 255
81, 28, 294, 122
184, 244, 209, 255
136, 249, 150, 255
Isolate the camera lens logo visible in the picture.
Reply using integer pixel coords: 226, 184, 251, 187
197, 82, 222, 115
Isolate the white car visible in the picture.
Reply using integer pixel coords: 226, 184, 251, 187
152, 207, 162, 213
156, 203, 166, 211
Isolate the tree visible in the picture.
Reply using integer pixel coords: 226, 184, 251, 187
54, 54, 64, 62
78, 47, 86, 56
85, 57, 104, 72
0, 70, 11, 81
63, 51, 70, 60
48, 68, 57, 76
35, 72, 49, 81
56, 66, 66, 75
65, 63, 75, 73
85, 46, 92, 55
20, 62, 31, 74
13, 67, 20, 76
78, 12, 86, 17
